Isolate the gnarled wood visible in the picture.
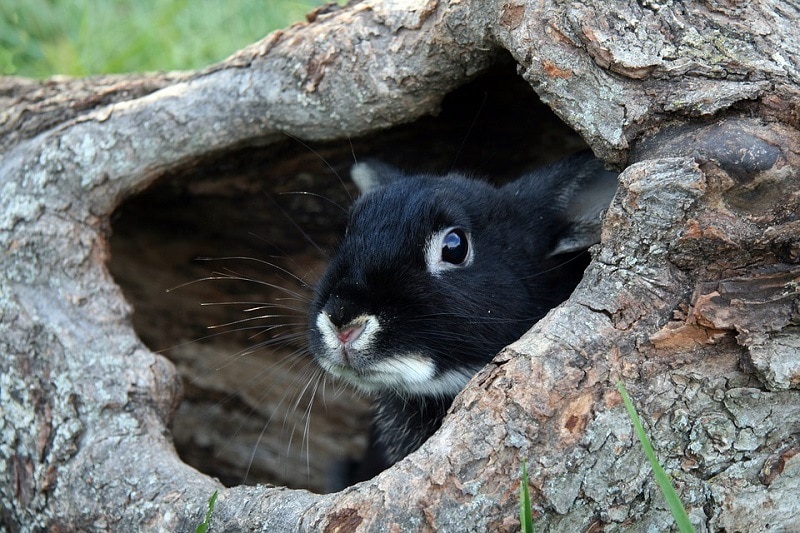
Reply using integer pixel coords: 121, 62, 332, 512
1, 0, 799, 530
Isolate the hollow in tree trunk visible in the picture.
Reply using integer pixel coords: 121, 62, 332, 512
1, 1, 799, 530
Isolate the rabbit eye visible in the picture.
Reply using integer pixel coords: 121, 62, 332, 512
426, 226, 473, 275
441, 229, 469, 265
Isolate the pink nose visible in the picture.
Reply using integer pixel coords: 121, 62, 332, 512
336, 323, 365, 345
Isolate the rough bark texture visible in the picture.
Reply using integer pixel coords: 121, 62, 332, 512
1, 0, 799, 531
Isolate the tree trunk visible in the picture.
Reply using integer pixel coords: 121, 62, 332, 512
2, 0, 799, 531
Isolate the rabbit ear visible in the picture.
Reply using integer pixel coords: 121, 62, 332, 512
548, 161, 618, 257
351, 160, 407, 194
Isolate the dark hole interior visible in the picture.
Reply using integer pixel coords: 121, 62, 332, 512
107, 59, 588, 493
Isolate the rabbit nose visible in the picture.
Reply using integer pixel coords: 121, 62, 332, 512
336, 322, 366, 345
324, 293, 364, 329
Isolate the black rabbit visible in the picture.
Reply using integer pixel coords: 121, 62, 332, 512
307, 151, 617, 487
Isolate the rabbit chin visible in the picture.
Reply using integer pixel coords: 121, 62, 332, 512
319, 354, 480, 397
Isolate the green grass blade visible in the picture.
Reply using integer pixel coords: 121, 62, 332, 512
195, 489, 218, 533
617, 382, 694, 533
520, 460, 534, 533
2, 1, 343, 77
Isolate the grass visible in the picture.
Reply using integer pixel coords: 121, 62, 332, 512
519, 386, 695, 531
617, 381, 695, 533
1, 0, 338, 77
195, 490, 218, 533
520, 460, 534, 533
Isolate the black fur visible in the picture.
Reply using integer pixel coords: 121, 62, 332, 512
307, 151, 617, 488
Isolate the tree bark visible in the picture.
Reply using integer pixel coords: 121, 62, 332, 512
2, 0, 799, 531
